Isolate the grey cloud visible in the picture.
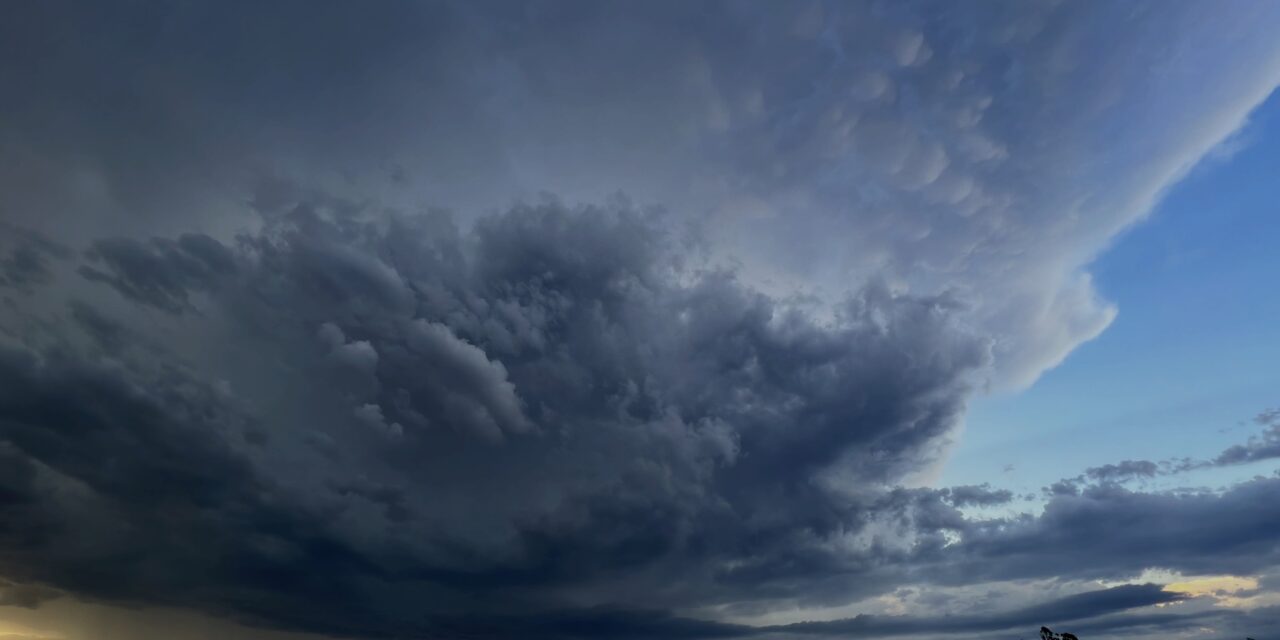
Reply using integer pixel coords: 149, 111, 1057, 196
428, 608, 752, 640
352, 403, 403, 439
780, 584, 1185, 638
1084, 460, 1159, 483
1038, 609, 1231, 640
0, 226, 70, 293
67, 301, 133, 353
5, 0, 1276, 392
946, 484, 1014, 508
1059, 409, 1280, 483
0, 1, 470, 241
0, 325, 451, 638
5, 197, 1279, 637
439, 583, 1205, 640
0, 579, 61, 609
942, 477, 1280, 584
1214, 408, 1280, 466
400, 320, 529, 442
0, 198, 989, 637
78, 234, 236, 314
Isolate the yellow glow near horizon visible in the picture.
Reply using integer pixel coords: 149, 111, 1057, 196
0, 609, 60, 640
1164, 575, 1261, 609
1164, 575, 1258, 596
0, 598, 336, 640
0, 617, 60, 640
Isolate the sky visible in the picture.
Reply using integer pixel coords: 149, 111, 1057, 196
1, 2, 1279, 640
941, 88, 1280, 497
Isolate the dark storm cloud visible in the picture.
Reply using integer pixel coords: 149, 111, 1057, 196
939, 477, 1280, 584
0, 196, 990, 637
1051, 609, 1230, 640
18, 206, 1266, 640
0, 225, 70, 292
779, 584, 1185, 638
0, 324, 252, 630
78, 234, 237, 314
1023, 600, 1280, 640
0, 578, 61, 609
0, 0, 470, 240
429, 608, 752, 640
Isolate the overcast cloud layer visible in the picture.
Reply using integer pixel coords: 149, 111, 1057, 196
2, 2, 1280, 639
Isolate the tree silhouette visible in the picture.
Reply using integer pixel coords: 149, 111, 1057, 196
1040, 625, 1078, 640
1041, 623, 1259, 639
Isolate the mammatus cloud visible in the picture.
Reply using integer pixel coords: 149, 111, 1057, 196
5, 1, 1279, 389
2, 1, 1280, 639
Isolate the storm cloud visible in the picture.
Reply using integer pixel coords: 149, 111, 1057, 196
0, 198, 991, 636
2, 1, 1280, 639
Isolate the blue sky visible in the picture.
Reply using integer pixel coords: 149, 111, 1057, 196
944, 88, 1280, 497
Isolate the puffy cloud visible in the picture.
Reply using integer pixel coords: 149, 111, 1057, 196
0, 199, 990, 637
352, 403, 403, 439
